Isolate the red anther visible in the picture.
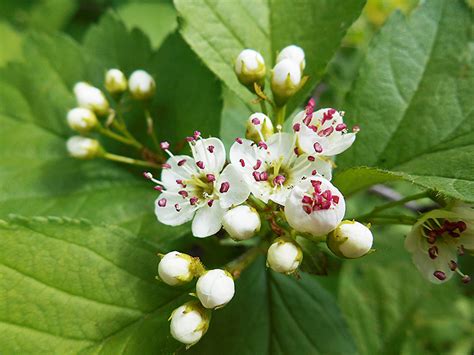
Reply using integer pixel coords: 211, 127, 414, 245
433, 270, 446, 281
303, 205, 312, 214
207, 199, 214, 207
259, 171, 268, 181
328, 109, 336, 115
158, 198, 167, 207
309, 125, 318, 132
311, 170, 317, 176
219, 182, 230, 193
352, 125, 360, 133
303, 115, 312, 126
311, 180, 322, 193
162, 163, 171, 169
258, 141, 268, 149
313, 142, 323, 153
174, 203, 181, 212
449, 231, 460, 238
196, 161, 205, 169
206, 174, 216, 182
251, 117, 261, 125
448, 260, 457, 271
322, 110, 334, 124
177, 159, 186, 166
302, 196, 313, 204
207, 145, 215, 153
273, 175, 286, 186
462, 275, 471, 284
253, 160, 262, 170
235, 137, 243, 144
308, 156, 315, 162
176, 179, 186, 188
318, 126, 334, 137
457, 221, 467, 232
154, 186, 163, 192
293, 123, 301, 132
190, 197, 198, 205
321, 189, 332, 201
186, 136, 195, 142
253, 171, 261, 181
428, 246, 439, 260
193, 130, 201, 139
239, 159, 245, 167
160, 141, 170, 150
332, 195, 340, 204
307, 97, 316, 108
335, 123, 347, 132
294, 147, 300, 156
427, 230, 437, 244
178, 190, 188, 198
143, 172, 152, 179
319, 200, 331, 210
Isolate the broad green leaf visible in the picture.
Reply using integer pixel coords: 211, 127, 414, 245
174, 0, 365, 114
337, 0, 474, 202
0, 21, 23, 67
188, 257, 357, 355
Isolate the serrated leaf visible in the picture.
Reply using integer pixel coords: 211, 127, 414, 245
174, 0, 365, 114
337, 0, 474, 202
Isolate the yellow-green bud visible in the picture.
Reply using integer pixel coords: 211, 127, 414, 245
271, 59, 302, 106
266, 237, 303, 274
169, 301, 211, 347
66, 136, 101, 159
128, 70, 156, 100
234, 49, 266, 89
105, 68, 127, 94
327, 220, 373, 259
67, 107, 98, 133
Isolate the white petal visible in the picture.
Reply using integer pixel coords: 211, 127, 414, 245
410, 242, 456, 284
323, 133, 356, 156
290, 155, 332, 182
229, 138, 265, 168
268, 186, 292, 205
192, 138, 226, 173
266, 132, 294, 163
192, 203, 226, 238
217, 164, 250, 209
161, 155, 196, 190
155, 192, 196, 226
298, 124, 320, 155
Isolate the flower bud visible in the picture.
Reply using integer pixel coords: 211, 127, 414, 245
128, 70, 156, 100
105, 68, 127, 94
234, 49, 266, 88
277, 45, 305, 71
67, 107, 98, 133
271, 59, 302, 106
245, 112, 274, 142
285, 177, 345, 237
266, 237, 302, 274
196, 269, 235, 309
158, 251, 197, 286
66, 136, 101, 159
73, 82, 109, 116
327, 221, 373, 259
169, 301, 211, 346
222, 205, 261, 241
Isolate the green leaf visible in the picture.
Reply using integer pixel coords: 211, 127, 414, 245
0, 21, 23, 67
174, 0, 365, 114
337, 0, 474, 202
188, 257, 356, 355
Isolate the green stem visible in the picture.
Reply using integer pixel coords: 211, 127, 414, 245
259, 100, 268, 115
248, 195, 267, 212
360, 214, 418, 226
145, 109, 161, 152
225, 243, 267, 279
103, 152, 160, 168
275, 105, 287, 127
97, 126, 143, 149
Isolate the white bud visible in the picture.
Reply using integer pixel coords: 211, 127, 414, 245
170, 301, 210, 346
222, 205, 261, 241
73, 82, 109, 116
128, 70, 156, 100
245, 112, 274, 142
266, 238, 302, 274
328, 221, 373, 259
271, 59, 302, 106
158, 251, 196, 286
66, 136, 101, 159
67, 107, 98, 133
234, 49, 266, 87
196, 269, 235, 309
277, 45, 306, 71
105, 68, 127, 94
285, 177, 345, 237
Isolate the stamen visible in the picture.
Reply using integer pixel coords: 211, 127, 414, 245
235, 137, 243, 144
302, 195, 312, 204
160, 141, 170, 150
239, 159, 245, 167
251, 117, 261, 125
207, 145, 215, 153
193, 131, 201, 139
259, 172, 268, 181
318, 126, 334, 137
313, 142, 323, 153
154, 186, 163, 192
258, 141, 268, 149
207, 199, 214, 207
178, 190, 189, 198
428, 246, 439, 260
143, 172, 164, 186
311, 170, 317, 176
303, 205, 312, 214
462, 275, 471, 284
253, 171, 261, 181
158, 198, 167, 207
186, 136, 195, 142
294, 147, 300, 156
458, 245, 465, 256
177, 159, 186, 166
433, 270, 446, 281
190, 197, 198, 205
307, 156, 315, 162
206, 174, 216, 182
273, 175, 285, 186
196, 161, 205, 169
162, 163, 171, 169
293, 123, 301, 132
219, 182, 230, 193
448, 260, 457, 271
332, 195, 339, 204
253, 160, 262, 170
352, 125, 360, 133
335, 123, 347, 132
174, 203, 181, 212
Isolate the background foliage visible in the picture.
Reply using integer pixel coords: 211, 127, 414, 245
0, 0, 472, 354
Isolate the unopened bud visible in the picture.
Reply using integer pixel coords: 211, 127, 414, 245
158, 251, 197, 286
266, 237, 302, 274
66, 136, 101, 159
245, 112, 274, 142
196, 269, 235, 309
67, 108, 98, 133
277, 45, 305, 71
327, 221, 373, 259
271, 59, 302, 106
73, 82, 109, 116
222, 205, 261, 241
105, 68, 127, 94
169, 301, 211, 346
234, 49, 266, 88
128, 70, 156, 100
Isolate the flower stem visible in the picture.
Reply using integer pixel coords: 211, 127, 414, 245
225, 243, 267, 279
145, 108, 161, 152
103, 152, 160, 168
275, 105, 287, 127
360, 214, 418, 226
259, 100, 268, 115
97, 125, 143, 150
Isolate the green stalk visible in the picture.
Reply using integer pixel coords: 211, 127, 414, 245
103, 152, 160, 168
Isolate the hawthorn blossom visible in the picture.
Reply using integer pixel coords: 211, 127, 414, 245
293, 99, 358, 157
229, 131, 332, 206
405, 204, 473, 284
149, 135, 250, 238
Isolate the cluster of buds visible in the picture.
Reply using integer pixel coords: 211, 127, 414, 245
158, 252, 235, 347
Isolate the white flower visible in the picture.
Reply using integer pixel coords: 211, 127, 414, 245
152, 136, 250, 238
73, 82, 109, 116
169, 301, 210, 346
129, 70, 156, 100
222, 205, 261, 240
285, 176, 345, 237
105, 68, 127, 94
234, 49, 266, 86
266, 238, 302, 274
245, 112, 274, 142
229, 132, 332, 206
158, 251, 196, 286
405, 205, 473, 284
196, 269, 235, 309
327, 221, 373, 258
277, 45, 305, 71
271, 59, 302, 105
66, 136, 101, 159
66, 107, 98, 133
292, 101, 357, 157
